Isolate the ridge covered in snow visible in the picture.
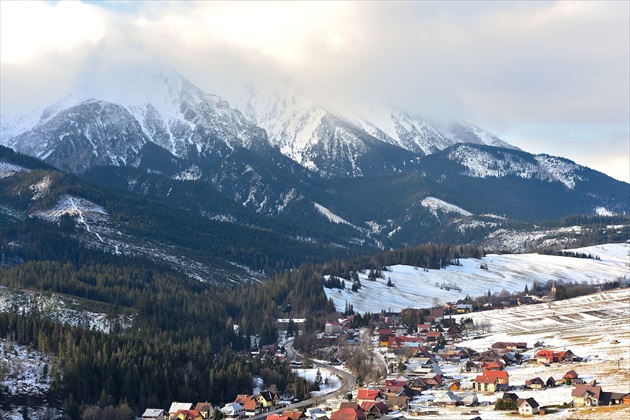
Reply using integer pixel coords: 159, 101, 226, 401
448, 144, 583, 189
421, 196, 472, 220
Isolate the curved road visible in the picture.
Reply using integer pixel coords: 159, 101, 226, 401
249, 340, 357, 420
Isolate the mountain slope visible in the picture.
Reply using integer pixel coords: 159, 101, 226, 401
0, 146, 357, 282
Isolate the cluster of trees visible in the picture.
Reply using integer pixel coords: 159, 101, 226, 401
0, 217, 339, 417
539, 249, 600, 260
321, 243, 485, 280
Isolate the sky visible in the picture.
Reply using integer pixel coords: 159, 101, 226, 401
1, 1, 628, 183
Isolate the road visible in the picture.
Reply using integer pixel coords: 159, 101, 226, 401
249, 340, 357, 420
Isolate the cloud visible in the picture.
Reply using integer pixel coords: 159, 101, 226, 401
1, 1, 628, 182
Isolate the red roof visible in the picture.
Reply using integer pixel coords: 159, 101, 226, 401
475, 375, 497, 384
357, 389, 380, 400
536, 350, 555, 358
482, 369, 508, 379
331, 408, 364, 420
564, 370, 579, 379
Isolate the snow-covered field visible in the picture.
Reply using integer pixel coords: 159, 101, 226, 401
325, 243, 629, 314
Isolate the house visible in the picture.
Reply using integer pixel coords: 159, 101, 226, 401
428, 308, 444, 322
385, 395, 408, 411
357, 388, 381, 403
325, 322, 343, 335
535, 350, 555, 364
306, 408, 329, 420
385, 375, 410, 388
435, 391, 461, 407
501, 393, 519, 403
474, 370, 509, 393
360, 401, 388, 418
258, 391, 280, 410
459, 392, 478, 406
600, 392, 630, 406
456, 304, 473, 314
142, 409, 167, 420
474, 375, 499, 393
235, 395, 260, 416
556, 349, 582, 363
563, 370, 581, 384
572, 384, 602, 407
546, 377, 557, 388
195, 403, 213, 419
280, 410, 307, 420
173, 410, 204, 420
525, 377, 545, 390
517, 398, 540, 416
169, 403, 194, 418
221, 403, 245, 419
330, 403, 365, 420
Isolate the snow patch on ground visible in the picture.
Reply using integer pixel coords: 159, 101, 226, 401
29, 176, 52, 200
0, 339, 51, 396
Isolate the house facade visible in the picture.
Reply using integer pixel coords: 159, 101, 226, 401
517, 398, 540, 416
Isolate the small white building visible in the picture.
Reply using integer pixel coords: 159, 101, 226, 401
517, 398, 540, 416
221, 402, 245, 419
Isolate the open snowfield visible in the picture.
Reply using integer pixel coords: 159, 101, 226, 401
324, 243, 630, 314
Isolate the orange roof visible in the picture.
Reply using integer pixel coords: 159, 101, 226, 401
266, 415, 290, 420
235, 395, 254, 404
282, 410, 303, 420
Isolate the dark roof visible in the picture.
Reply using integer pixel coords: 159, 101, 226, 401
571, 384, 602, 400
517, 398, 540, 409
501, 392, 519, 401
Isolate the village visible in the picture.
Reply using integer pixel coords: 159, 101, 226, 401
139, 286, 630, 420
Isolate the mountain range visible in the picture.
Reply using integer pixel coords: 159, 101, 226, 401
1, 70, 628, 278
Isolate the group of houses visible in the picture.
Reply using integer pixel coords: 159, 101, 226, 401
141, 391, 283, 420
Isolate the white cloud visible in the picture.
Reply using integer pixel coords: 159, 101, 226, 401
0, 1, 627, 183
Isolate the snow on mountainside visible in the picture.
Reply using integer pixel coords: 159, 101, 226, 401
232, 80, 418, 177
6, 100, 148, 173
1, 71, 271, 174
233, 79, 520, 174
440, 120, 517, 150
448, 144, 583, 188
421, 196, 472, 220
314, 203, 354, 226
